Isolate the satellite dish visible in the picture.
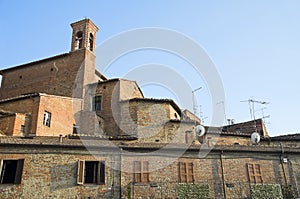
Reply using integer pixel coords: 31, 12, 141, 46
195, 125, 205, 137
251, 132, 260, 144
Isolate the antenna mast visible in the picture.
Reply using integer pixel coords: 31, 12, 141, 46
217, 101, 227, 125
192, 87, 202, 126
241, 98, 269, 132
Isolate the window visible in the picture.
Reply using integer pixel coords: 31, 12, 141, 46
75, 31, 83, 50
133, 161, 149, 183
43, 111, 51, 127
179, 161, 194, 183
88, 33, 94, 51
92, 95, 102, 111
0, 159, 24, 184
77, 160, 105, 185
73, 124, 79, 134
20, 125, 25, 133
247, 163, 263, 183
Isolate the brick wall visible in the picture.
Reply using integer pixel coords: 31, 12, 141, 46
0, 96, 40, 135
0, 115, 16, 136
36, 95, 82, 136
0, 94, 81, 136
0, 49, 98, 100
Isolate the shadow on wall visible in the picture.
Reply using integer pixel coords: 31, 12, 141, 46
50, 162, 77, 191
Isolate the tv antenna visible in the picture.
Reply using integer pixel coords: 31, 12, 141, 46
199, 105, 208, 124
241, 98, 269, 132
241, 98, 269, 120
192, 87, 202, 126
255, 107, 270, 123
216, 101, 227, 124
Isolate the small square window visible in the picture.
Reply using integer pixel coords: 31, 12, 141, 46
43, 111, 51, 127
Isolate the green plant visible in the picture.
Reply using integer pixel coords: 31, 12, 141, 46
250, 184, 283, 199
282, 185, 296, 199
177, 183, 210, 199
127, 183, 131, 199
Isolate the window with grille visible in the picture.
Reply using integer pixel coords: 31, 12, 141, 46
179, 161, 194, 183
0, 159, 24, 184
43, 111, 51, 127
133, 161, 149, 183
247, 163, 263, 183
77, 160, 105, 185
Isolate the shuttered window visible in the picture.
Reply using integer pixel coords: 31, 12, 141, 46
0, 159, 24, 184
179, 161, 194, 183
77, 160, 105, 185
247, 163, 263, 183
133, 161, 149, 183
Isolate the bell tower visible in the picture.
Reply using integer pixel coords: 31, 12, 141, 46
70, 18, 99, 52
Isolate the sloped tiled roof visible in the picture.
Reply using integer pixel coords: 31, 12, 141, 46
0, 136, 299, 153
221, 119, 266, 136
270, 133, 300, 141
0, 53, 69, 74
121, 98, 182, 116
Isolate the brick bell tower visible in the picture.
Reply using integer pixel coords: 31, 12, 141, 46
70, 18, 99, 52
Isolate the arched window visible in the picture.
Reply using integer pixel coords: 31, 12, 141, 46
88, 33, 94, 51
75, 31, 83, 50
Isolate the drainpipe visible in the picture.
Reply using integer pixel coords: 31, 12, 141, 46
280, 142, 288, 186
220, 151, 227, 199
119, 148, 122, 199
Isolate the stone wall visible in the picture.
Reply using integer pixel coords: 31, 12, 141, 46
0, 147, 117, 199
0, 142, 299, 199
119, 152, 298, 199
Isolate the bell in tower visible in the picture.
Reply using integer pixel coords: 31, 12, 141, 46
70, 18, 99, 52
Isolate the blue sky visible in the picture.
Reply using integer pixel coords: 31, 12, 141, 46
1, 1, 300, 136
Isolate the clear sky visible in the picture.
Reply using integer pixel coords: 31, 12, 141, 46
0, 1, 300, 136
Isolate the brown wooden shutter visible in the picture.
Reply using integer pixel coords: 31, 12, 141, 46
247, 163, 254, 183
14, 159, 24, 184
247, 163, 263, 183
178, 161, 181, 183
188, 162, 194, 183
0, 159, 3, 184
142, 161, 149, 183
255, 164, 263, 183
77, 160, 85, 185
179, 162, 187, 183
98, 161, 105, 184
133, 161, 141, 183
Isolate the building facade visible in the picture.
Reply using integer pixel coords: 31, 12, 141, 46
0, 19, 299, 199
